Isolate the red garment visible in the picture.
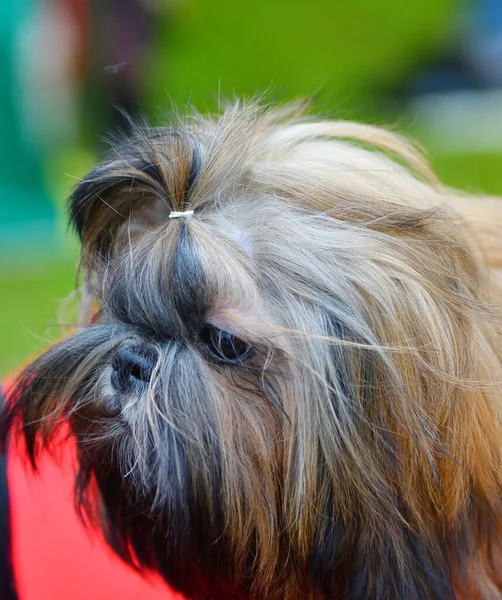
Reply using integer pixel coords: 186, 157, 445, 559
6, 409, 185, 600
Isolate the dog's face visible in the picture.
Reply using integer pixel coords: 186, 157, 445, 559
4, 103, 502, 600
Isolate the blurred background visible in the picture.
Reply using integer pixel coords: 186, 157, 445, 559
1, 0, 502, 377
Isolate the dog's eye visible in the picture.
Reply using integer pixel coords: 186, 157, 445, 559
202, 327, 253, 364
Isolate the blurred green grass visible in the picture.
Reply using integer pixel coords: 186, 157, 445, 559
147, 0, 456, 116
431, 153, 502, 196
0, 262, 76, 378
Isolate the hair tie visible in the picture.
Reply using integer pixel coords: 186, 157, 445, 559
168, 210, 194, 219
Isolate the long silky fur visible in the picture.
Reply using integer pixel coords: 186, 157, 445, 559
2, 100, 502, 600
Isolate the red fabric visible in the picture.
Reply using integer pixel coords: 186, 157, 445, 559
6, 412, 185, 600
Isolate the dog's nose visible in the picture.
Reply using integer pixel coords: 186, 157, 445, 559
111, 347, 156, 393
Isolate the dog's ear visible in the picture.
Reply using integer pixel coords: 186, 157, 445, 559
69, 129, 201, 261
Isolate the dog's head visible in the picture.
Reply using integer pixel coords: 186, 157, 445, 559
3, 102, 502, 599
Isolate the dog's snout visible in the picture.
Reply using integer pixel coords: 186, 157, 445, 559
111, 347, 156, 393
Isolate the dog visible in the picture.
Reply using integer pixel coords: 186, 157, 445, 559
2, 101, 502, 600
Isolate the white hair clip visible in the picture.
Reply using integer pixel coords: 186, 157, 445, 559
168, 210, 194, 219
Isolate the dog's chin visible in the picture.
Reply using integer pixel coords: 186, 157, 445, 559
74, 436, 251, 600
65, 377, 245, 599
